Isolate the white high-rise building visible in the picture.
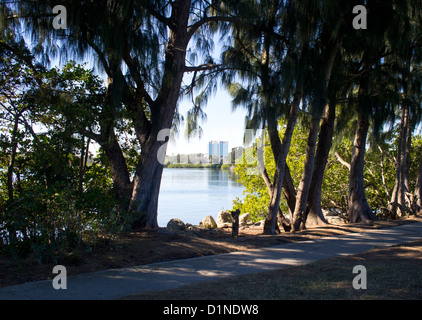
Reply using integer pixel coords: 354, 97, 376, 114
208, 141, 229, 163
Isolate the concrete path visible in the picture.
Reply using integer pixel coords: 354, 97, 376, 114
1, 221, 422, 300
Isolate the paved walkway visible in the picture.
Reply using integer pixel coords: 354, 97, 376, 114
1, 221, 422, 300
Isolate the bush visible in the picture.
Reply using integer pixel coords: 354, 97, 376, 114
0, 169, 119, 262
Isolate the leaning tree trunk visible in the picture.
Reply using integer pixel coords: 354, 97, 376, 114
290, 32, 341, 231
257, 135, 294, 232
305, 101, 336, 228
389, 104, 409, 218
291, 110, 321, 231
263, 88, 302, 235
264, 119, 289, 235
348, 111, 377, 223
262, 39, 307, 235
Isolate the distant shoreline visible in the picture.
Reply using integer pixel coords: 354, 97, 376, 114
164, 163, 233, 170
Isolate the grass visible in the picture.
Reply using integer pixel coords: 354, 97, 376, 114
124, 240, 422, 300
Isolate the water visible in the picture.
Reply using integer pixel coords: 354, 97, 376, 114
157, 168, 245, 227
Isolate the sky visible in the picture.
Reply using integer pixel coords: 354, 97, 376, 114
167, 86, 249, 156
42, 32, 250, 157
42, 56, 249, 158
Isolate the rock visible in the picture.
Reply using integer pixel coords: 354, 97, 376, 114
325, 215, 347, 225
200, 215, 217, 229
167, 218, 186, 232
322, 209, 348, 225
217, 210, 234, 228
239, 213, 251, 227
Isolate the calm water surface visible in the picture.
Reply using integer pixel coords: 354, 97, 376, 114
157, 168, 245, 227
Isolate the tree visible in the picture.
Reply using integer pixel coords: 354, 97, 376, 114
0, 33, 120, 256
289, 22, 344, 231
221, 0, 311, 234
284, 0, 365, 231
232, 0, 422, 230
5, 0, 238, 230
389, 47, 422, 217
346, 0, 422, 223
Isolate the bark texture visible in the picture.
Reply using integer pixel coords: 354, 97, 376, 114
290, 31, 341, 231
305, 102, 336, 228
129, 0, 190, 229
348, 111, 377, 223
263, 88, 302, 234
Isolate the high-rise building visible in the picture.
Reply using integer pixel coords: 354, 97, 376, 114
209, 141, 229, 163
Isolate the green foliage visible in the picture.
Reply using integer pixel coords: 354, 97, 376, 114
0, 0, 421, 254
166, 163, 225, 169
221, 164, 231, 170
0, 40, 123, 262
232, 117, 422, 221
231, 119, 311, 221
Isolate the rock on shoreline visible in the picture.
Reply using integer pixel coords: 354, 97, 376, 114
216, 210, 234, 228
200, 215, 218, 229
166, 211, 255, 234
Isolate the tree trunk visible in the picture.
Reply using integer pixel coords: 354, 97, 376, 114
398, 105, 409, 216
405, 122, 414, 212
290, 32, 341, 231
282, 164, 297, 220
7, 112, 19, 203
348, 111, 377, 223
78, 136, 90, 195
257, 134, 294, 232
6, 111, 20, 244
405, 122, 412, 193
305, 101, 336, 228
291, 111, 321, 231
263, 88, 302, 234
129, 0, 190, 229
264, 120, 288, 235
101, 137, 133, 211
130, 138, 166, 230
415, 152, 422, 214
389, 104, 409, 218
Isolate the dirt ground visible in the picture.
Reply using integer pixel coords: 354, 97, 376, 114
1, 216, 421, 289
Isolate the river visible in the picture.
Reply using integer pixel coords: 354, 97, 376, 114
157, 168, 245, 227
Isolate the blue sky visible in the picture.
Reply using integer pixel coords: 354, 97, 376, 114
44, 32, 249, 156
167, 34, 250, 156
167, 86, 248, 155
46, 55, 248, 156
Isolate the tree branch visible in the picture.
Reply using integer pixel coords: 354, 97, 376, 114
187, 16, 239, 40
335, 152, 351, 170
184, 63, 222, 72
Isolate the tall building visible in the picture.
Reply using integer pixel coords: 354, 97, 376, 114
209, 141, 229, 163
